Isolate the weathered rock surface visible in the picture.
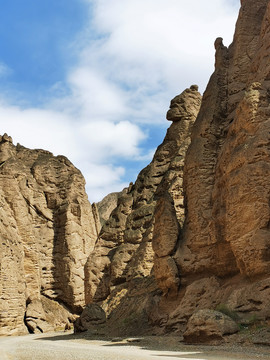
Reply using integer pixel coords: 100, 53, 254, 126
180, 0, 270, 279
153, 0, 270, 336
81, 86, 202, 332
74, 303, 106, 333
95, 189, 128, 228
183, 309, 239, 344
163, 0, 270, 330
84, 87, 201, 300
81, 0, 270, 340
0, 135, 98, 335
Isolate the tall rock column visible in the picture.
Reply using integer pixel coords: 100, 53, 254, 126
84, 86, 202, 306
152, 86, 202, 296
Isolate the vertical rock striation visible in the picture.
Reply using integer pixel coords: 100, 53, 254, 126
168, 0, 270, 331
3, 0, 270, 339
179, 0, 270, 279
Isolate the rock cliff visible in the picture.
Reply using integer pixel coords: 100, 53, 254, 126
83, 86, 202, 334
172, 0, 270, 328
81, 0, 270, 340
0, 135, 98, 335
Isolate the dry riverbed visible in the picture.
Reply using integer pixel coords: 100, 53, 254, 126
0, 332, 269, 360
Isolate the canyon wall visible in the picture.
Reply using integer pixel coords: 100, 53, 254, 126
81, 0, 270, 337
82, 87, 201, 335
0, 135, 98, 335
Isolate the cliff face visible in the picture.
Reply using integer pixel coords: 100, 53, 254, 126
83, 86, 201, 334
81, 0, 270, 337
0, 135, 98, 335
157, 0, 270, 333
180, 0, 270, 279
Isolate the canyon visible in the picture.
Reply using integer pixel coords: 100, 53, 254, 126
1, 0, 270, 345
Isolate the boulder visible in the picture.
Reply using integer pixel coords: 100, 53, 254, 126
183, 309, 239, 344
74, 304, 106, 333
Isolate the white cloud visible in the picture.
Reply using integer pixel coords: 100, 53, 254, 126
74, 0, 239, 127
78, 120, 146, 159
0, 0, 240, 202
83, 0, 238, 82
0, 105, 73, 155
0, 104, 145, 202
66, 67, 128, 119
80, 162, 128, 202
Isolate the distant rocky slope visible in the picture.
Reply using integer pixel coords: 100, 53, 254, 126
95, 189, 128, 228
0, 134, 99, 335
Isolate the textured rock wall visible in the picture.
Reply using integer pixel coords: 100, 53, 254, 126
180, 0, 270, 280
84, 86, 202, 306
165, 0, 270, 331
0, 135, 98, 335
82, 0, 270, 337
95, 189, 128, 228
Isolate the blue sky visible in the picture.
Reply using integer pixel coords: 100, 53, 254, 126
0, 0, 240, 202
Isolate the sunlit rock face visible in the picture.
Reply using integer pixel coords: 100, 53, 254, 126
0, 135, 98, 335
166, 85, 200, 122
82, 87, 202, 335
82, 0, 270, 338
180, 0, 270, 280
169, 0, 270, 333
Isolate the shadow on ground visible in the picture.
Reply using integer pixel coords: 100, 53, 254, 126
35, 331, 270, 360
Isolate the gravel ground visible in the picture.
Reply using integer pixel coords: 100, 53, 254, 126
0, 332, 269, 360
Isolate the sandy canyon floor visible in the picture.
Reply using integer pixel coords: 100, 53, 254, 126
0, 332, 269, 360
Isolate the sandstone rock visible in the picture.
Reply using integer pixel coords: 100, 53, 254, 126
227, 277, 270, 320
84, 86, 202, 309
167, 85, 200, 122
85, 0, 270, 339
82, 86, 201, 335
3, 0, 270, 342
74, 304, 106, 333
153, 256, 180, 296
152, 196, 179, 258
183, 309, 239, 344
0, 136, 98, 335
160, 2, 270, 335
96, 189, 128, 227
25, 299, 53, 334
177, 0, 270, 279
169, 277, 222, 324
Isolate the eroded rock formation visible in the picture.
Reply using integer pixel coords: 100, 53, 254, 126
80, 0, 270, 339
0, 135, 98, 335
153, 0, 270, 335
82, 86, 202, 335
